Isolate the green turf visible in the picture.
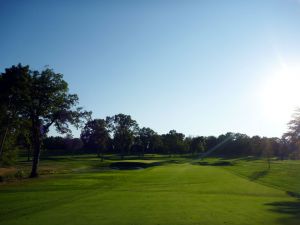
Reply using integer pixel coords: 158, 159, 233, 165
0, 156, 299, 225
222, 158, 300, 195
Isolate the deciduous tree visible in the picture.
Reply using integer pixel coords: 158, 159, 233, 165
106, 114, 138, 159
81, 119, 109, 160
0, 64, 91, 177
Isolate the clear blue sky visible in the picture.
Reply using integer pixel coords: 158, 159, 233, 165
1, 0, 300, 138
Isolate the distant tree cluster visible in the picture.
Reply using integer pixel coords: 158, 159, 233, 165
1, 64, 300, 177
40, 120, 300, 161
75, 118, 299, 160
43, 135, 83, 156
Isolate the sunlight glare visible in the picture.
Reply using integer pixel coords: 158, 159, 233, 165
260, 63, 300, 122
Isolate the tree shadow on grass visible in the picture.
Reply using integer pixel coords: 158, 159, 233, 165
192, 161, 233, 166
108, 159, 185, 170
109, 161, 162, 170
266, 197, 300, 225
249, 169, 269, 181
236, 156, 260, 161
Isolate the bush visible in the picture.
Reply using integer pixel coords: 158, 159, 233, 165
14, 170, 26, 179
0, 169, 26, 182
0, 147, 18, 166
289, 150, 300, 160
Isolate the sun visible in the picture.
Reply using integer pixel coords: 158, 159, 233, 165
260, 63, 300, 122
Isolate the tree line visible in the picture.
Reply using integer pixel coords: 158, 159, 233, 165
42, 121, 299, 161
1, 64, 300, 177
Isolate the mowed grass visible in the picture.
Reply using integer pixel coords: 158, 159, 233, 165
224, 158, 300, 196
0, 156, 300, 225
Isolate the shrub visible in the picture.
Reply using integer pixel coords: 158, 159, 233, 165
1, 146, 18, 166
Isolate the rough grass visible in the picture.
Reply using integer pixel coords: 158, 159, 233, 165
0, 155, 299, 225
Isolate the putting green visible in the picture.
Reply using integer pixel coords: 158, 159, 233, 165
0, 162, 299, 225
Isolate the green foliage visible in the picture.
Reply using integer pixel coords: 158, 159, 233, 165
0, 147, 18, 166
187, 136, 205, 155
161, 130, 187, 155
106, 114, 138, 158
0, 64, 91, 177
14, 169, 26, 179
81, 119, 109, 158
133, 127, 158, 156
0, 128, 19, 166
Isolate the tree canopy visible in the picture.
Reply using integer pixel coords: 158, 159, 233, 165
81, 119, 109, 160
0, 64, 91, 177
106, 114, 138, 159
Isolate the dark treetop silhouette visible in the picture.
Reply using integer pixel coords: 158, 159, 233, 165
0, 64, 91, 177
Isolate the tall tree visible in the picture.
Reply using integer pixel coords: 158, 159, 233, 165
189, 136, 205, 156
250, 135, 262, 156
81, 119, 109, 160
0, 64, 91, 177
106, 114, 138, 159
16, 119, 32, 162
0, 64, 30, 159
261, 137, 272, 169
136, 127, 157, 157
64, 135, 84, 156
283, 108, 300, 159
284, 108, 300, 142
204, 136, 218, 151
161, 130, 186, 156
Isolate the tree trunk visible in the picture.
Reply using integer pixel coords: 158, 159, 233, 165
0, 126, 9, 158
121, 147, 124, 160
101, 152, 104, 162
141, 147, 145, 158
27, 147, 31, 162
30, 118, 41, 178
0, 98, 13, 159
120, 145, 125, 160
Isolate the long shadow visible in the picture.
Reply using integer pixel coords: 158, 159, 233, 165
192, 161, 234, 166
109, 161, 161, 170
249, 169, 269, 181
235, 156, 260, 161
105, 155, 171, 161
287, 191, 300, 199
108, 159, 185, 170
266, 197, 300, 225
